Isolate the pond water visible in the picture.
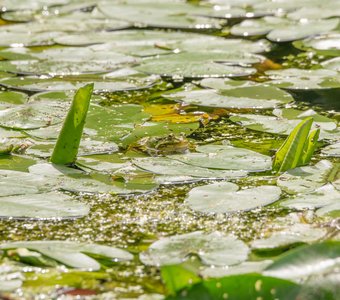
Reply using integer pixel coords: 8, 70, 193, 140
0, 0, 339, 299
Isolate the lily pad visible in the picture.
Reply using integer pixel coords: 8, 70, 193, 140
0, 169, 51, 197
0, 0, 69, 11
0, 264, 23, 292
167, 38, 272, 54
322, 142, 340, 157
316, 203, 340, 217
165, 84, 293, 109
26, 133, 119, 157
264, 241, 340, 280
172, 144, 272, 172
98, 1, 223, 30
0, 31, 61, 47
251, 224, 327, 251
0, 241, 133, 270
201, 260, 273, 278
54, 30, 204, 48
266, 68, 340, 90
0, 72, 159, 92
287, 6, 340, 21
277, 160, 336, 194
230, 108, 338, 140
231, 17, 289, 37
140, 231, 249, 266
321, 57, 340, 72
185, 182, 281, 214
280, 184, 340, 210
293, 33, 340, 57
133, 157, 246, 179
136, 52, 261, 79
2, 11, 130, 33
0, 101, 67, 130
0, 192, 89, 220
267, 19, 339, 43
0, 55, 136, 76
0, 91, 28, 106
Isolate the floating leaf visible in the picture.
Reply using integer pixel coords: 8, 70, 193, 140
164, 84, 292, 109
0, 169, 50, 197
0, 101, 67, 130
0, 48, 137, 76
98, 1, 223, 30
0, 241, 133, 270
316, 203, 340, 217
0, 91, 28, 106
280, 184, 340, 210
172, 144, 272, 172
287, 6, 340, 21
140, 231, 249, 267
136, 52, 261, 79
133, 157, 247, 179
0, 72, 159, 93
251, 224, 327, 251
264, 242, 340, 280
266, 68, 340, 90
198, 79, 294, 108
293, 33, 340, 57
186, 182, 281, 214
230, 108, 338, 140
0, 31, 60, 47
322, 142, 340, 157
0, 264, 23, 292
27, 162, 157, 195
201, 260, 273, 278
0, 192, 89, 220
267, 19, 339, 43
231, 17, 288, 37
321, 57, 340, 72
277, 160, 336, 194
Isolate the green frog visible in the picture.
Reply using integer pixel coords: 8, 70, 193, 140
130, 133, 190, 156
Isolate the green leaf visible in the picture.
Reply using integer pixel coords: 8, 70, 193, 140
161, 265, 201, 295
0, 241, 133, 270
140, 231, 249, 267
50, 83, 93, 165
251, 223, 327, 251
264, 242, 340, 280
165, 274, 302, 300
277, 160, 336, 194
0, 264, 23, 292
301, 128, 320, 165
186, 182, 281, 214
272, 117, 314, 173
0, 192, 89, 220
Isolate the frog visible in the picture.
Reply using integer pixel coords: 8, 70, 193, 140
130, 133, 190, 156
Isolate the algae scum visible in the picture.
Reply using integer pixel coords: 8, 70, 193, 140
0, 0, 340, 299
